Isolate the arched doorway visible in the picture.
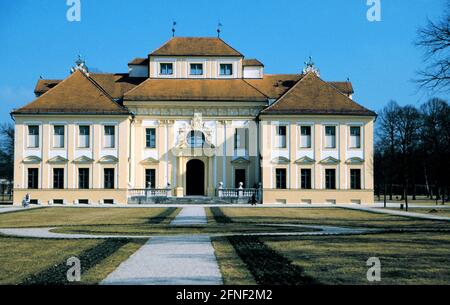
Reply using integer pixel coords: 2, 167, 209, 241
186, 159, 205, 196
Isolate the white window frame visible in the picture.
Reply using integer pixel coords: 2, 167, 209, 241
103, 125, 116, 149
274, 125, 287, 149
299, 125, 312, 149
27, 125, 40, 149
78, 125, 91, 149
52, 125, 65, 149
324, 125, 337, 149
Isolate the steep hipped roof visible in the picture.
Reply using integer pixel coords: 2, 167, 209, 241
35, 79, 62, 95
124, 78, 267, 102
261, 72, 375, 116
34, 73, 146, 99
89, 73, 147, 99
128, 57, 149, 65
245, 74, 303, 99
13, 70, 129, 115
243, 59, 264, 67
329, 81, 354, 95
149, 37, 243, 57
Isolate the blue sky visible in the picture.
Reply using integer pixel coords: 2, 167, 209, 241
0, 0, 448, 123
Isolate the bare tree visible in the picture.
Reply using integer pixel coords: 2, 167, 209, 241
0, 123, 14, 180
416, 3, 450, 91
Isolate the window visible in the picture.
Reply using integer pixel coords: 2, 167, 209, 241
78, 168, 90, 189
53, 126, 65, 148
275, 126, 287, 148
53, 199, 64, 205
104, 168, 115, 189
146, 128, 156, 148
350, 126, 361, 148
219, 63, 233, 76
325, 169, 336, 189
300, 126, 312, 148
78, 199, 89, 205
235, 169, 246, 188
350, 169, 362, 190
27, 168, 39, 189
188, 130, 205, 148
104, 126, 115, 148
145, 169, 156, 188
275, 168, 287, 189
79, 126, 90, 148
160, 63, 173, 75
103, 199, 114, 204
234, 128, 248, 150
190, 63, 203, 75
53, 168, 64, 189
28, 125, 39, 148
301, 169, 312, 189
325, 126, 336, 148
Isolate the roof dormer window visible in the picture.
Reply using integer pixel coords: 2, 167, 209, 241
190, 63, 203, 75
160, 63, 173, 75
220, 63, 233, 76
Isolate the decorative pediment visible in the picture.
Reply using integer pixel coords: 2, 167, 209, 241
140, 157, 159, 164
231, 157, 250, 165
22, 156, 42, 164
319, 157, 340, 165
175, 113, 214, 149
346, 157, 364, 165
271, 157, 290, 164
47, 156, 68, 164
295, 156, 315, 165
73, 156, 94, 164
98, 155, 119, 164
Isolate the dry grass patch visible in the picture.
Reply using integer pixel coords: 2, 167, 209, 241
0, 207, 169, 228
263, 232, 450, 284
219, 207, 450, 229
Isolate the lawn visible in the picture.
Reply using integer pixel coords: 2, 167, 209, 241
387, 208, 450, 217
1, 206, 450, 285
218, 207, 450, 229
263, 232, 450, 284
0, 236, 145, 284
210, 207, 450, 285
0, 207, 175, 228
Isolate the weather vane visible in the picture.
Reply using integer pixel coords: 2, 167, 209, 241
217, 21, 222, 38
172, 21, 177, 37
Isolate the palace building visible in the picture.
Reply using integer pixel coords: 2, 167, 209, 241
11, 37, 376, 205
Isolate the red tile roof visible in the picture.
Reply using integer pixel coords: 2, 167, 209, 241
13, 71, 129, 115
150, 37, 243, 57
261, 72, 375, 116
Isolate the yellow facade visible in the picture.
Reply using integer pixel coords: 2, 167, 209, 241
12, 37, 375, 205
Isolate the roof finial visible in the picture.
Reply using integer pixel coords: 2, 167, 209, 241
172, 21, 177, 37
303, 56, 320, 76
71, 54, 89, 74
217, 21, 222, 38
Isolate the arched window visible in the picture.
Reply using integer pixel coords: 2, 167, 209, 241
187, 130, 205, 148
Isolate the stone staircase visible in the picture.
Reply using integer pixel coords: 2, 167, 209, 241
162, 196, 232, 205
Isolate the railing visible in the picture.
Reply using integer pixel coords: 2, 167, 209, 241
128, 188, 171, 204
217, 182, 262, 204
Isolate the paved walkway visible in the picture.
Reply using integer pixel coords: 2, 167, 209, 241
170, 206, 207, 225
101, 235, 222, 285
101, 207, 222, 285
0, 206, 42, 214
345, 205, 450, 221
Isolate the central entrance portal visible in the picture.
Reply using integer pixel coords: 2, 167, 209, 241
186, 159, 205, 196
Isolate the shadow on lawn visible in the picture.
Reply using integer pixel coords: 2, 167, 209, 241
21, 239, 131, 285
210, 207, 318, 285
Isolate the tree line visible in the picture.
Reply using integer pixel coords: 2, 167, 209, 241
375, 98, 450, 209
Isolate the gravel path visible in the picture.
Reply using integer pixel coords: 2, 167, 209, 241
170, 206, 207, 225
101, 207, 222, 285
101, 235, 223, 285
